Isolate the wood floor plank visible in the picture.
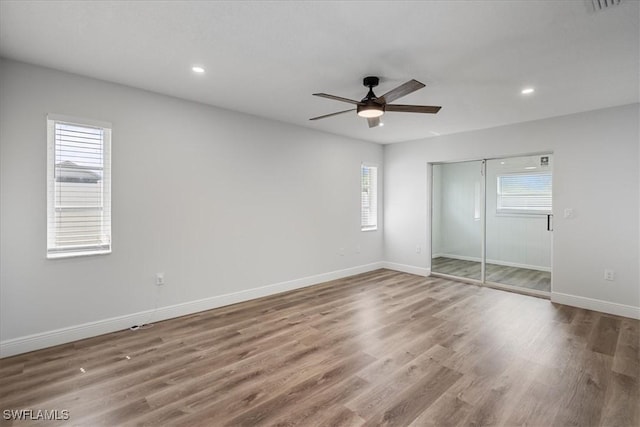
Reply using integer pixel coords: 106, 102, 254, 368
0, 269, 637, 426
346, 348, 455, 418
128, 340, 340, 425
589, 315, 622, 356
569, 308, 600, 341
360, 364, 462, 427
407, 392, 472, 427
552, 351, 612, 427
599, 371, 639, 427
267, 375, 369, 427
612, 318, 640, 378
312, 406, 365, 427
220, 352, 376, 427
504, 378, 561, 427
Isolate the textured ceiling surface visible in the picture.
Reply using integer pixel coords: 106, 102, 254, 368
1, 1, 638, 143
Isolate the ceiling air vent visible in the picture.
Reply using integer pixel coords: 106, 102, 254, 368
591, 0, 622, 11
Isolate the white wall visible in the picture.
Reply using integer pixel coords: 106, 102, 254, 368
385, 104, 640, 317
0, 59, 384, 355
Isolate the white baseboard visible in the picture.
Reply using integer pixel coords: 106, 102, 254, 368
0, 262, 385, 358
382, 262, 431, 277
551, 292, 640, 320
434, 253, 551, 272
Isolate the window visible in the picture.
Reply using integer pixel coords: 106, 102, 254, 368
361, 164, 378, 231
47, 115, 111, 258
496, 172, 552, 214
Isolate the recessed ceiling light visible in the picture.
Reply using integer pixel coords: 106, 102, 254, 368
500, 161, 506, 165
192, 66, 205, 73
378, 122, 384, 127
521, 87, 535, 95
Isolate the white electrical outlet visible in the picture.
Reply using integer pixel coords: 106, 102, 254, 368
604, 270, 615, 281
356, 245, 361, 254
156, 273, 165, 286
416, 245, 422, 254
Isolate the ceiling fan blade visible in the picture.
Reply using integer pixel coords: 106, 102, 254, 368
313, 93, 361, 105
376, 79, 426, 104
385, 104, 441, 114
309, 108, 356, 121
367, 117, 381, 128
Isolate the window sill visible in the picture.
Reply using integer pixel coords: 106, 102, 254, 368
495, 211, 551, 218
47, 249, 111, 259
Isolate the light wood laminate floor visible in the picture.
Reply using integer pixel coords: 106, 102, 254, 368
431, 257, 551, 292
0, 270, 637, 426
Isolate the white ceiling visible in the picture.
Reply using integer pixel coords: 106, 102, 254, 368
1, 1, 638, 144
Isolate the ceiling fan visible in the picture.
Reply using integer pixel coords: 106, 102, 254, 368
310, 76, 441, 128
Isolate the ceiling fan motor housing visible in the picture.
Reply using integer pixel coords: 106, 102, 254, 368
363, 76, 379, 88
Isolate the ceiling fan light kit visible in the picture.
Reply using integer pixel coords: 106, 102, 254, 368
311, 76, 441, 128
357, 102, 384, 118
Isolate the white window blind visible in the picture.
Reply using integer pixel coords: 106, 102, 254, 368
497, 172, 552, 214
361, 165, 378, 231
47, 117, 111, 258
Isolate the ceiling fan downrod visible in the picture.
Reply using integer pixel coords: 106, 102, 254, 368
362, 76, 379, 101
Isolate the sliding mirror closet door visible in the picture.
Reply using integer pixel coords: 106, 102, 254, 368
485, 155, 552, 294
431, 161, 484, 281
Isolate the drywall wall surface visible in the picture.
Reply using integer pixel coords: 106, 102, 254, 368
385, 103, 639, 309
0, 59, 383, 344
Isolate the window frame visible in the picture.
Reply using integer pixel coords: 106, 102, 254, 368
361, 163, 378, 232
46, 114, 112, 259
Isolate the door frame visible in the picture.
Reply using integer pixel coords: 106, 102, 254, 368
428, 152, 554, 298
